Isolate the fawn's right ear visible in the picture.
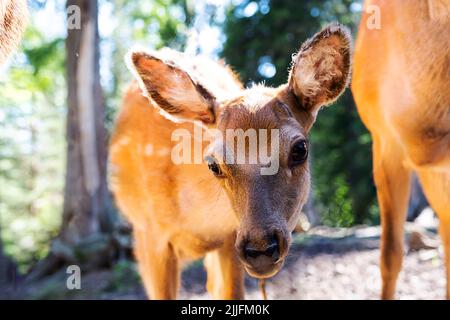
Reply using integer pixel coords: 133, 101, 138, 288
127, 49, 216, 124
0, 0, 28, 65
289, 23, 352, 117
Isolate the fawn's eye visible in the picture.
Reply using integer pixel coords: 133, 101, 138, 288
291, 140, 308, 165
205, 156, 222, 176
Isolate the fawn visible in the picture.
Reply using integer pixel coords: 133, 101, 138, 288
110, 24, 352, 299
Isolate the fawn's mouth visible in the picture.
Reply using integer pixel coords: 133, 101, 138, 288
243, 259, 284, 279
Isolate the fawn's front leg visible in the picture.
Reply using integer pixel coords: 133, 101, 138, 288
134, 228, 179, 299
205, 234, 244, 299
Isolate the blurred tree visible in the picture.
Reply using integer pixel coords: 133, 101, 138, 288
60, 0, 112, 246
26, 0, 115, 279
221, 0, 376, 226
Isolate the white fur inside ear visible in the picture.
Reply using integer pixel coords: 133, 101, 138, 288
163, 74, 210, 114
290, 24, 352, 109
124, 46, 213, 125
124, 46, 154, 100
293, 45, 343, 99
0, 0, 28, 64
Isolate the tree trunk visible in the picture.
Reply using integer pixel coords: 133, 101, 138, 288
26, 1, 119, 281
60, 0, 112, 244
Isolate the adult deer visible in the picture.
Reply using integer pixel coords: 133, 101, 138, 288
110, 24, 351, 299
0, 0, 28, 65
352, 0, 450, 299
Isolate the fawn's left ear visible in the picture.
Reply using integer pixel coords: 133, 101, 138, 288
289, 23, 352, 116
127, 49, 216, 124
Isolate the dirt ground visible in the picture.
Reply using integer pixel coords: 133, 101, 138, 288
1, 222, 446, 300
180, 224, 446, 300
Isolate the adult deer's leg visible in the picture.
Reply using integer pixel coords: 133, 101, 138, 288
134, 227, 179, 299
204, 234, 244, 299
417, 170, 450, 299
372, 136, 411, 299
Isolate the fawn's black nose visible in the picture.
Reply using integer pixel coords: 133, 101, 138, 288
244, 235, 280, 262
237, 230, 287, 278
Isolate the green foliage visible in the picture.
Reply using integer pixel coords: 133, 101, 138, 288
221, 0, 377, 226
0, 25, 66, 272
310, 92, 377, 226
104, 260, 140, 292
222, 0, 322, 86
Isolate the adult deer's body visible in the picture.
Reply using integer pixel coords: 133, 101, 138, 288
352, 0, 450, 299
0, 0, 27, 64
110, 25, 352, 299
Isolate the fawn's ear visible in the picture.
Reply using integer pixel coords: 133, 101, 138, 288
0, 0, 28, 65
127, 49, 216, 123
289, 23, 352, 116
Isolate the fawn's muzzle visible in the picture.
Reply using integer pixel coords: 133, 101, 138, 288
236, 229, 287, 279
244, 235, 280, 261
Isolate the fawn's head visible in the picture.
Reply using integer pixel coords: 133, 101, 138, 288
128, 24, 351, 278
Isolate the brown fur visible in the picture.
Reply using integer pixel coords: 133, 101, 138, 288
352, 0, 450, 299
110, 24, 351, 299
0, 0, 28, 65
